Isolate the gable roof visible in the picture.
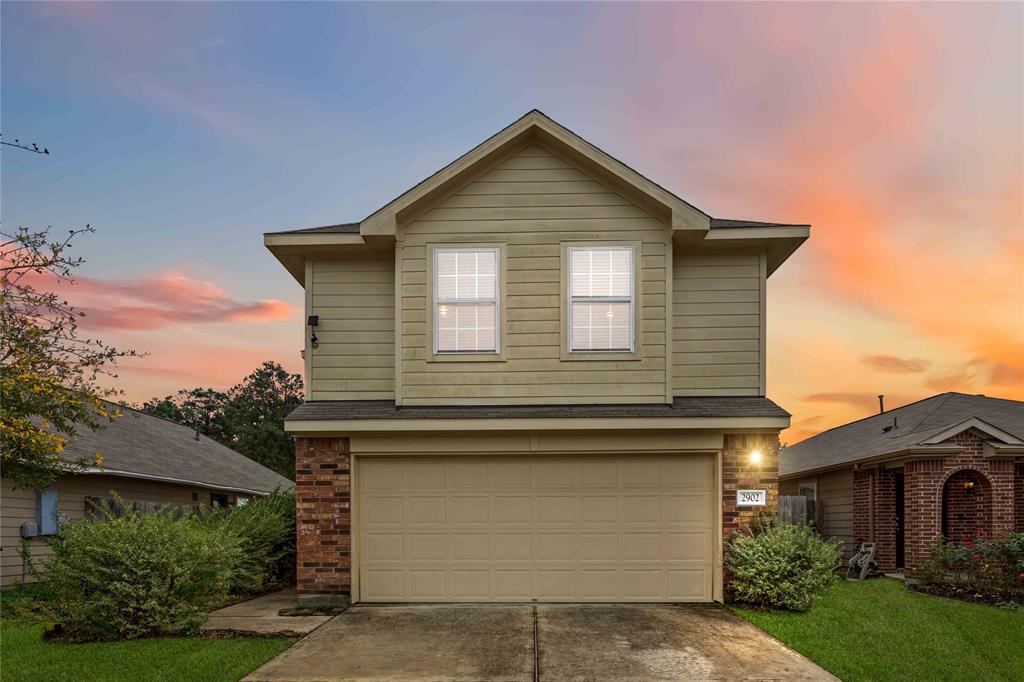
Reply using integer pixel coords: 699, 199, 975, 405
57, 403, 294, 494
264, 110, 809, 283
780, 392, 1024, 477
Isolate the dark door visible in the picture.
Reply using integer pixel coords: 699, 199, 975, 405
895, 472, 905, 569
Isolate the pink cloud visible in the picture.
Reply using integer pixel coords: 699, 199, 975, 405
38, 271, 292, 330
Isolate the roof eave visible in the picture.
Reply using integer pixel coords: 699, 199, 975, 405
285, 415, 791, 434
79, 466, 291, 496
780, 445, 962, 479
701, 225, 810, 276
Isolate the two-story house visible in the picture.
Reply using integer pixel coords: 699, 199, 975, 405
265, 110, 808, 605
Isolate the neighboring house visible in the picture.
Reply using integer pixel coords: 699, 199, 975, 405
1, 402, 294, 587
264, 110, 809, 604
780, 392, 1024, 574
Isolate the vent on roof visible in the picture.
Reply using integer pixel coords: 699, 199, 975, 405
882, 415, 899, 433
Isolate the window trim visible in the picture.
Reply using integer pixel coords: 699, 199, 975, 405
798, 480, 818, 501
560, 241, 642, 361
427, 243, 507, 363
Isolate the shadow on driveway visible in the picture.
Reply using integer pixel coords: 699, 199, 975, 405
244, 603, 836, 681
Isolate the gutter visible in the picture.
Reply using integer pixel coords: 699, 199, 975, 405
79, 467, 289, 496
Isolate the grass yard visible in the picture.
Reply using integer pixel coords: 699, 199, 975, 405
731, 578, 1024, 682
0, 585, 295, 682
0, 620, 294, 682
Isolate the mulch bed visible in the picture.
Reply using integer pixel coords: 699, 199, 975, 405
907, 580, 1022, 607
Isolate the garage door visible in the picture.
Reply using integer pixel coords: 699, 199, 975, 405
356, 455, 715, 602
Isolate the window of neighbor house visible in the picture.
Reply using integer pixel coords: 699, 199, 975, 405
568, 246, 634, 352
433, 248, 499, 354
37, 489, 59, 535
798, 480, 817, 501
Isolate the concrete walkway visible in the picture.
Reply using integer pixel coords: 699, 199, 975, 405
244, 603, 837, 681
201, 589, 332, 637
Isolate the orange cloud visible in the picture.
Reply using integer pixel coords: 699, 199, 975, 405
862, 354, 930, 374
36, 271, 293, 330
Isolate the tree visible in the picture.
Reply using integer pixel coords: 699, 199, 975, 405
141, 362, 303, 479
1, 226, 139, 489
223, 362, 304, 478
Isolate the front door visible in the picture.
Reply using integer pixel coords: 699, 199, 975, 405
895, 472, 905, 569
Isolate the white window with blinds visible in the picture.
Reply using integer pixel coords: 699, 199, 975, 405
568, 246, 634, 352
433, 247, 499, 354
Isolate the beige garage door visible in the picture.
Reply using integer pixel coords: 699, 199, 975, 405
356, 455, 715, 602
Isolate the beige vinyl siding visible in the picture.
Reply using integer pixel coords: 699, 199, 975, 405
1, 475, 243, 587
780, 469, 856, 559
817, 469, 856, 558
672, 252, 762, 395
310, 257, 396, 401
397, 144, 669, 405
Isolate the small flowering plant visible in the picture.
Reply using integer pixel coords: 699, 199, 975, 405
919, 532, 1024, 602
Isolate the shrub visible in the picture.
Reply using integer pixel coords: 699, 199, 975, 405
918, 533, 1024, 602
726, 521, 842, 611
44, 500, 241, 641
197, 490, 296, 592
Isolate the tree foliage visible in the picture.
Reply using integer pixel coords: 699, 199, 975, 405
1, 226, 139, 489
142, 362, 303, 478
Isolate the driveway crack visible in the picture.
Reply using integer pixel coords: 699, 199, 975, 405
532, 605, 540, 682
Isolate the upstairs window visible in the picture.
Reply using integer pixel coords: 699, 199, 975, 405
434, 248, 499, 353
568, 246, 634, 352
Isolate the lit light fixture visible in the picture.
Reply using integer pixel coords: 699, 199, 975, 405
606, 310, 615, 319
749, 449, 763, 465
963, 480, 975, 490
439, 304, 449, 317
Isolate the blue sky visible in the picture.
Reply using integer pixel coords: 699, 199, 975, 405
3, 2, 1021, 440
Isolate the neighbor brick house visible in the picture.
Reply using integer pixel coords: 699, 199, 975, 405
265, 110, 809, 603
780, 393, 1024, 574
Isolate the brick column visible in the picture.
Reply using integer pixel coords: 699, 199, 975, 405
722, 433, 779, 543
295, 437, 351, 597
1016, 465, 1024, 532
852, 469, 897, 570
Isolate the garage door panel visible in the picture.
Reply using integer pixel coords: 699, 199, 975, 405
358, 455, 715, 602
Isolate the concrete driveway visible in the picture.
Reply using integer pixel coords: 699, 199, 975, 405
244, 604, 836, 682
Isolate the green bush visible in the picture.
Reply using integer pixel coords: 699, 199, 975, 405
919, 533, 1024, 601
44, 501, 241, 641
726, 521, 842, 611
197, 490, 296, 592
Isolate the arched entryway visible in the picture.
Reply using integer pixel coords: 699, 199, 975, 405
941, 469, 992, 543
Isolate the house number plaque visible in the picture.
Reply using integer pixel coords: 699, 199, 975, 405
736, 489, 767, 506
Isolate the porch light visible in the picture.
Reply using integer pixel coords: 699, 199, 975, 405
749, 449, 762, 465
963, 480, 975, 490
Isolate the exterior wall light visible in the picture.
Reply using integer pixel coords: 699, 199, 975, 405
307, 315, 319, 349
749, 449, 763, 465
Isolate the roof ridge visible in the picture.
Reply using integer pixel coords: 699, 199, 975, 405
902, 392, 956, 435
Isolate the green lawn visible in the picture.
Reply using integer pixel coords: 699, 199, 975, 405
0, 585, 295, 682
731, 578, 1024, 682
1, 620, 294, 682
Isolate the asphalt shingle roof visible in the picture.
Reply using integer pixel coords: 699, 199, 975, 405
780, 392, 1024, 477
287, 397, 790, 421
58, 403, 294, 494
268, 222, 360, 235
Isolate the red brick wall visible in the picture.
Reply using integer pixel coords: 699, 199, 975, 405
942, 470, 991, 544
851, 469, 898, 570
903, 430, 1017, 575
295, 437, 352, 595
1016, 465, 1024, 532
722, 433, 779, 543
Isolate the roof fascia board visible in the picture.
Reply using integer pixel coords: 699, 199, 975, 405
920, 418, 1024, 445
79, 467, 280, 496
359, 110, 711, 239
285, 415, 790, 434
780, 445, 962, 479
702, 226, 810, 277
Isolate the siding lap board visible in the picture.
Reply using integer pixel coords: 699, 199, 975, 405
672, 252, 762, 396
398, 145, 670, 405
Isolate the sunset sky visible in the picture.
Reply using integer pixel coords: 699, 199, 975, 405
3, 2, 1021, 443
